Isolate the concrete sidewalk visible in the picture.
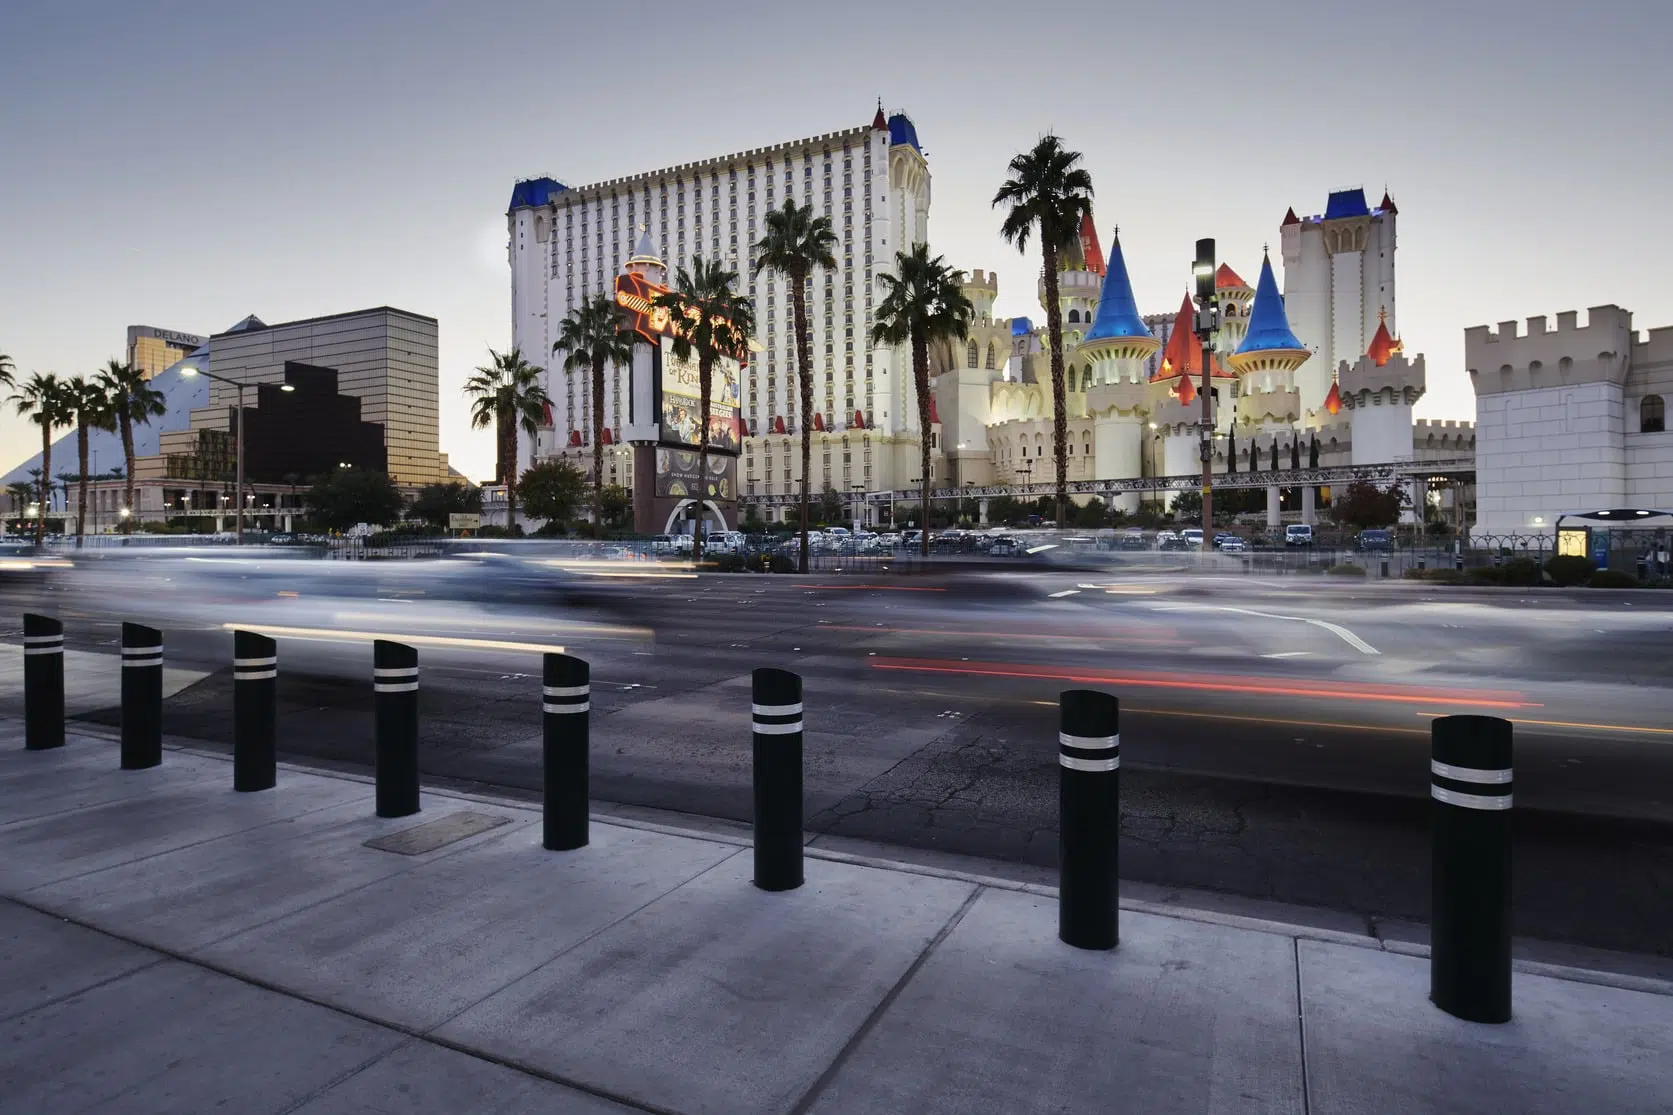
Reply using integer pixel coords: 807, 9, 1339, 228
2, 722, 1670, 1115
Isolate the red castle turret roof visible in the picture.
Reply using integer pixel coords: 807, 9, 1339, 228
1154, 294, 1234, 381
1324, 380, 1342, 415
1379, 191, 1398, 215
1282, 207, 1300, 226
1366, 309, 1403, 367
1215, 263, 1248, 290
872, 100, 887, 131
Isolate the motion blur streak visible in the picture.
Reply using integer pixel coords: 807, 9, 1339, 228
817, 623, 1187, 646
870, 657, 1538, 709
329, 612, 650, 639
1418, 712, 1673, 737
220, 624, 566, 656
802, 584, 948, 592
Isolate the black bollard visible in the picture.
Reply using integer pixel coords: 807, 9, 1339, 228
1430, 714, 1513, 1023
120, 622, 164, 770
751, 667, 804, 892
232, 630, 277, 792
373, 639, 420, 818
23, 613, 65, 751
541, 653, 590, 850
1058, 689, 1122, 950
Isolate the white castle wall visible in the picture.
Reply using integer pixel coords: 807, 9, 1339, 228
1093, 414, 1142, 512
1473, 382, 1625, 533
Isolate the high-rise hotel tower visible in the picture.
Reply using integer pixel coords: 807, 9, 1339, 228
508, 106, 934, 503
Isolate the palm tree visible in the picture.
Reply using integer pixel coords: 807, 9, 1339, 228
0, 351, 14, 393
994, 135, 1094, 525
97, 359, 167, 530
10, 373, 72, 544
66, 377, 116, 546
552, 295, 635, 537
754, 199, 837, 573
872, 244, 975, 557
653, 258, 755, 564
463, 347, 549, 532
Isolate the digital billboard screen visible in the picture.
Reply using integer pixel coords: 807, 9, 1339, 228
659, 337, 741, 454
654, 448, 736, 501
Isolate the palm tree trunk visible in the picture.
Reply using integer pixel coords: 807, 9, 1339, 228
591, 355, 606, 538
76, 423, 89, 547
120, 411, 136, 531
1041, 240, 1068, 526
915, 332, 932, 558
695, 352, 712, 564
36, 429, 51, 546
506, 422, 519, 532
793, 274, 812, 574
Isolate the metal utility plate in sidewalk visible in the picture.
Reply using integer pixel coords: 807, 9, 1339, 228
364, 811, 511, 855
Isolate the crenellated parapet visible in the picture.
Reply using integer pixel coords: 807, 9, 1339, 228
1338, 351, 1427, 409
1466, 305, 1634, 395
1084, 380, 1148, 419
1235, 386, 1301, 430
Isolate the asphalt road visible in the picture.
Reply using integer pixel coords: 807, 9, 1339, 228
4, 546, 1671, 954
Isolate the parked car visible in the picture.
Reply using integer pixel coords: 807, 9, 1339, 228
1181, 528, 1204, 549
1155, 530, 1185, 551
988, 535, 1019, 556
1218, 537, 1248, 553
1285, 524, 1315, 547
1118, 527, 1148, 551
650, 534, 692, 555
1357, 529, 1392, 551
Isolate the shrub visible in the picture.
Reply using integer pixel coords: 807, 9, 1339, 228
768, 553, 796, 574
1326, 564, 1366, 576
1545, 555, 1597, 587
1402, 567, 1464, 584
1589, 569, 1640, 588
1465, 567, 1504, 586
708, 554, 748, 573
1498, 557, 1542, 586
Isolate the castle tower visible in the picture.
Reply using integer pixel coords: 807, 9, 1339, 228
623, 225, 667, 286
1039, 212, 1105, 348
1338, 315, 1425, 464
1077, 230, 1159, 510
935, 268, 1011, 485
1150, 292, 1237, 436
1214, 264, 1254, 356
1280, 189, 1398, 421
1228, 251, 1308, 437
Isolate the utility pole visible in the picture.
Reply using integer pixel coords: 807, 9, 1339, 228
1192, 239, 1218, 535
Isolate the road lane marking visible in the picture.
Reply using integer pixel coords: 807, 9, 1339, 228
221, 623, 565, 656
1262, 651, 1311, 659
1156, 603, 1379, 655
1416, 712, 1673, 737
1047, 590, 1081, 599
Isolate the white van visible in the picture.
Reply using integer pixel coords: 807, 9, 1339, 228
1285, 524, 1314, 546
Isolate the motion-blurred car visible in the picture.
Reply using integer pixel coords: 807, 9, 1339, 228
988, 536, 1019, 556
1181, 529, 1204, 549
1357, 529, 1392, 551
1155, 530, 1184, 551
1217, 537, 1248, 553
1118, 527, 1148, 551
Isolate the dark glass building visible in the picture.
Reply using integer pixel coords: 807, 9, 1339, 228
234, 362, 387, 483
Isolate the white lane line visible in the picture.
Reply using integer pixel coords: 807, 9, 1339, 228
1262, 651, 1311, 659
1155, 604, 1380, 655
1047, 589, 1082, 599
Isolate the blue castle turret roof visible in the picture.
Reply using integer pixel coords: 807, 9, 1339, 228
1083, 234, 1152, 344
1235, 254, 1307, 355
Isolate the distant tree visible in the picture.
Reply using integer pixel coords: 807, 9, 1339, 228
1308, 432, 1319, 468
599, 484, 632, 531
1171, 489, 1202, 523
755, 198, 837, 572
988, 495, 1028, 526
305, 469, 404, 532
66, 376, 116, 545
1270, 439, 1279, 471
518, 459, 588, 524
552, 294, 635, 536
994, 134, 1094, 525
97, 359, 167, 530
1226, 427, 1237, 474
10, 372, 72, 544
407, 482, 481, 530
1072, 498, 1107, 529
463, 348, 549, 529
816, 484, 844, 525
1330, 481, 1405, 531
872, 243, 974, 556
1290, 438, 1301, 470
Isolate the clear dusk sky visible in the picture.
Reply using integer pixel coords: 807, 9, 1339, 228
3, 0, 1670, 481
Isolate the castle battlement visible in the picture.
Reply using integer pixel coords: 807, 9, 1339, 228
1339, 351, 1426, 404
1466, 305, 1634, 396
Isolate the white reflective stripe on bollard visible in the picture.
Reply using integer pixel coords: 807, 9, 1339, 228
543, 685, 589, 698
23, 635, 64, 645
543, 701, 590, 714
121, 656, 164, 668
752, 702, 803, 717
374, 682, 418, 693
1431, 785, 1513, 810
234, 656, 278, 668
1060, 754, 1120, 772
753, 720, 803, 735
236, 670, 278, 680
121, 646, 163, 656
1430, 760, 1512, 784
1058, 732, 1118, 750
373, 667, 419, 679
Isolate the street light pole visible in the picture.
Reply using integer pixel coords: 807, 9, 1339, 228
1192, 239, 1218, 536
180, 364, 291, 544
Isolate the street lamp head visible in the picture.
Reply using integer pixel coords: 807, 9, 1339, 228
279, 384, 295, 393
179, 365, 198, 377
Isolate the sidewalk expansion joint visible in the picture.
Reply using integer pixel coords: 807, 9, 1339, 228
786, 883, 984, 1115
